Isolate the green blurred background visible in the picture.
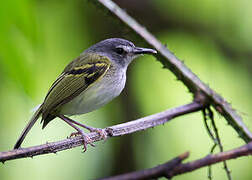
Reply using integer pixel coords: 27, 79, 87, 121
0, 0, 251, 179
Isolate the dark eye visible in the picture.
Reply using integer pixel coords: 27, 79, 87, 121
116, 47, 124, 54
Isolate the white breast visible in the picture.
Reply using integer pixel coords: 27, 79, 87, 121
60, 68, 126, 116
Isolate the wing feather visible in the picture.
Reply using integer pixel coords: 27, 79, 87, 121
41, 53, 111, 120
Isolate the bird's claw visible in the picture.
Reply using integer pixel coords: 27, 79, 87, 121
89, 128, 107, 141
69, 131, 95, 152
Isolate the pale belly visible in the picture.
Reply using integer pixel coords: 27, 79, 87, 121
59, 69, 126, 116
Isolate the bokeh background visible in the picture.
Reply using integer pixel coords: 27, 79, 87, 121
0, 0, 251, 179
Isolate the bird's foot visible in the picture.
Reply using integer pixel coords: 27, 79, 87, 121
88, 127, 107, 141
66, 120, 107, 141
69, 131, 95, 152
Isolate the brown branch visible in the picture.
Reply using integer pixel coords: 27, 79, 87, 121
97, 0, 252, 143
100, 152, 190, 180
170, 141, 252, 177
0, 102, 203, 163
99, 142, 252, 180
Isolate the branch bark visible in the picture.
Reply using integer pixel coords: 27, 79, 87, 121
0, 102, 203, 163
100, 152, 190, 180
100, 141, 252, 180
170, 141, 252, 177
97, 0, 252, 143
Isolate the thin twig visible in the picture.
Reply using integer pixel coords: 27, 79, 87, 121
207, 107, 232, 180
0, 102, 203, 163
97, 0, 252, 143
208, 144, 217, 179
102, 142, 252, 180
202, 109, 217, 180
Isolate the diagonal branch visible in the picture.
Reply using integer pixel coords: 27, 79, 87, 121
169, 141, 252, 177
97, 0, 252, 143
100, 152, 190, 180
100, 141, 252, 180
0, 101, 203, 163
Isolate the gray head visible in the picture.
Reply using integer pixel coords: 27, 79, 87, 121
85, 38, 157, 68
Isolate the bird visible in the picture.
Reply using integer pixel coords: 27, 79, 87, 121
14, 38, 157, 151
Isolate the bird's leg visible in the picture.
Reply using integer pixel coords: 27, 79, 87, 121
58, 115, 95, 152
60, 115, 107, 140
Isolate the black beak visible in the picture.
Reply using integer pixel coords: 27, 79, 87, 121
133, 47, 157, 54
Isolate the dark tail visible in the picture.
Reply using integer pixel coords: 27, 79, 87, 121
14, 106, 42, 149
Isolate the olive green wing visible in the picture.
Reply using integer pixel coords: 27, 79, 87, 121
41, 53, 111, 120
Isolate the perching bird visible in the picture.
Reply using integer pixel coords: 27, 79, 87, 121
14, 38, 157, 150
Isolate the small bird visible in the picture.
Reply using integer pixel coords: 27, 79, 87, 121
14, 38, 157, 150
